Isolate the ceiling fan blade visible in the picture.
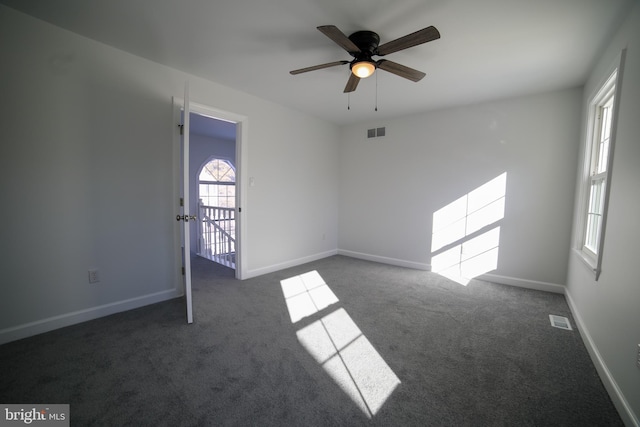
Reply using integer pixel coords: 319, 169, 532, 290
290, 61, 349, 75
377, 60, 426, 82
317, 25, 361, 54
343, 73, 360, 93
376, 26, 440, 56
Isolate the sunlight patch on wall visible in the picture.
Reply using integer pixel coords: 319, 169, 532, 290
431, 173, 507, 285
281, 272, 400, 418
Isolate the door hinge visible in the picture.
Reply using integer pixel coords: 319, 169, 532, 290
182, 266, 185, 275
178, 124, 184, 135
239, 207, 242, 213
180, 197, 184, 207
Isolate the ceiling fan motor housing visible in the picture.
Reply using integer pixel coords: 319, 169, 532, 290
348, 31, 380, 66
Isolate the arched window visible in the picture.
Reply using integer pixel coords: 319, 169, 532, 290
198, 158, 235, 208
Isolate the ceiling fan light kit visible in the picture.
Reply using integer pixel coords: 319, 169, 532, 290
290, 24, 440, 94
351, 61, 376, 78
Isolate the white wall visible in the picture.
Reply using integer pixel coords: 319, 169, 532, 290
0, 5, 339, 341
338, 88, 582, 288
566, 2, 640, 425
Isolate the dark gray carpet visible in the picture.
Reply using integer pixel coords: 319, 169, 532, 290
0, 255, 623, 426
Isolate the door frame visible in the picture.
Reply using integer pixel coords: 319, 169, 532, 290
172, 97, 248, 291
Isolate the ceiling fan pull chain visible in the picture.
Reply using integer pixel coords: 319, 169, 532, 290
375, 71, 378, 112
347, 92, 351, 110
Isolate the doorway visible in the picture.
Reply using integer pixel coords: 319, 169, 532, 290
191, 121, 237, 270
173, 97, 248, 322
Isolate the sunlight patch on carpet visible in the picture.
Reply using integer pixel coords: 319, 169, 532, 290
281, 272, 400, 418
280, 271, 339, 323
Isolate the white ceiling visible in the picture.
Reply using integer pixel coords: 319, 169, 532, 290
1, 0, 634, 125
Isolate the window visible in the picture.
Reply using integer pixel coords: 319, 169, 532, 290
198, 158, 235, 208
579, 69, 618, 279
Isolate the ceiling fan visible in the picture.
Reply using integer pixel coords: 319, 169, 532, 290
290, 25, 440, 93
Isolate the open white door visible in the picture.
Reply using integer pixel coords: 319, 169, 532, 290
181, 82, 194, 324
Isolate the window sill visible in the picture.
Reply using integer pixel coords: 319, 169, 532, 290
572, 248, 600, 280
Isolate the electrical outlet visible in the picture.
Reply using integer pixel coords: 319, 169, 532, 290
88, 269, 100, 284
636, 344, 640, 369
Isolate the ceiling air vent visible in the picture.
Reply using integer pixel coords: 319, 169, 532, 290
549, 315, 572, 330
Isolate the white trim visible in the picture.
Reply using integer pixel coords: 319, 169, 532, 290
172, 99, 184, 296
244, 250, 338, 279
336, 250, 566, 293
337, 249, 430, 271
0, 289, 181, 345
235, 116, 248, 280
477, 273, 565, 294
572, 248, 598, 273
565, 291, 639, 427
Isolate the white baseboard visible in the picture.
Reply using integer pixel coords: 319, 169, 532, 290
337, 251, 565, 293
337, 249, 430, 271
244, 249, 338, 279
477, 273, 566, 294
564, 291, 639, 427
0, 288, 182, 345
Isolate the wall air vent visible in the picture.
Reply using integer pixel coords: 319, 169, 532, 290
549, 315, 572, 330
367, 127, 386, 138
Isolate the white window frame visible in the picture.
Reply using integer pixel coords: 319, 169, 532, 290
576, 51, 625, 280
583, 84, 614, 258
198, 158, 236, 208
